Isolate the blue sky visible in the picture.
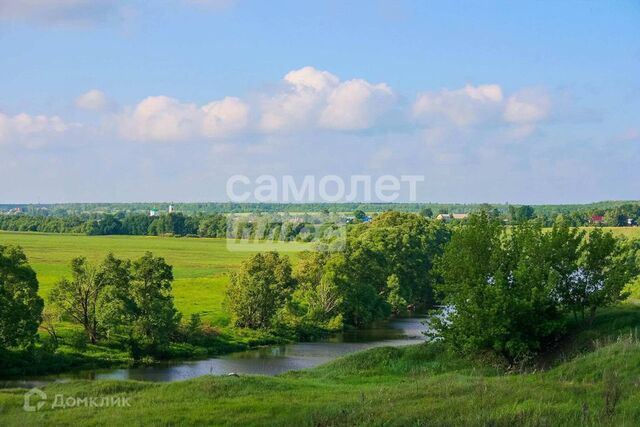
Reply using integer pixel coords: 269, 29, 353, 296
0, 0, 639, 204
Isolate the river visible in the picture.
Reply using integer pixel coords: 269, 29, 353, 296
0, 318, 426, 388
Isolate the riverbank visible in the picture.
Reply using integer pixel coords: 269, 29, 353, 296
0, 317, 423, 383
1, 305, 639, 425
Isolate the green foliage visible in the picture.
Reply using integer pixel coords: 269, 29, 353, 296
353, 209, 367, 223
0, 245, 43, 349
50, 257, 105, 343
433, 213, 638, 362
276, 251, 343, 336
50, 252, 181, 357
99, 252, 181, 356
226, 252, 295, 329
576, 228, 637, 320
385, 274, 406, 315
326, 211, 450, 326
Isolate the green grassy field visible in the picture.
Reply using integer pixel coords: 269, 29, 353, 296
0, 232, 310, 325
1, 305, 639, 426
581, 227, 640, 239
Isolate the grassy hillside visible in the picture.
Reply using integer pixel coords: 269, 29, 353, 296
0, 232, 309, 325
1, 305, 639, 426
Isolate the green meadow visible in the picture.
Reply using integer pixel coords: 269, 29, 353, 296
1, 305, 639, 426
0, 231, 310, 325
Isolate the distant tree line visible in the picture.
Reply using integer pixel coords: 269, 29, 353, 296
3, 200, 640, 223
0, 213, 227, 237
2, 203, 640, 239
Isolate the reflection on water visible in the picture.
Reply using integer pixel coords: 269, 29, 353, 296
0, 318, 426, 387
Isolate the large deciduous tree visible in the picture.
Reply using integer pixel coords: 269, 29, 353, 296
0, 245, 44, 349
226, 252, 295, 329
50, 257, 105, 344
432, 213, 563, 361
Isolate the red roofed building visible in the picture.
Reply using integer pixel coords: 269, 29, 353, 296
590, 215, 605, 224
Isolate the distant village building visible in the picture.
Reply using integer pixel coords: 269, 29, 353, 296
168, 205, 175, 214
590, 215, 605, 225
6, 207, 24, 215
149, 209, 159, 217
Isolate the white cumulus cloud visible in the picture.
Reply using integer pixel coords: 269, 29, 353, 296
320, 79, 395, 130
503, 88, 551, 124
413, 84, 551, 133
75, 89, 111, 111
259, 66, 396, 132
201, 97, 249, 138
413, 84, 504, 127
0, 112, 73, 147
118, 95, 249, 142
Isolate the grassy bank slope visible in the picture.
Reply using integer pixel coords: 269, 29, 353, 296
1, 305, 639, 426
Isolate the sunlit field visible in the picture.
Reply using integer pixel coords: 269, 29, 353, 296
0, 232, 310, 325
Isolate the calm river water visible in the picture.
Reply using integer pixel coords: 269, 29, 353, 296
0, 318, 426, 388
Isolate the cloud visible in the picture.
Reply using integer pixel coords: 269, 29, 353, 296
503, 88, 550, 124
0, 0, 122, 25
319, 79, 395, 130
413, 84, 504, 127
259, 66, 396, 132
118, 95, 249, 142
0, 112, 74, 147
9, 68, 555, 147
201, 97, 249, 138
75, 89, 111, 111
413, 84, 551, 131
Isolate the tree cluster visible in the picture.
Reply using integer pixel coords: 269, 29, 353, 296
226, 212, 451, 335
50, 252, 181, 357
432, 213, 638, 362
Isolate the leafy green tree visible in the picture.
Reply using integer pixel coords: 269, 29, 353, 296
576, 229, 636, 322
386, 274, 407, 315
353, 210, 368, 223
227, 252, 295, 329
95, 254, 133, 340
354, 211, 450, 309
130, 253, 181, 351
287, 251, 342, 327
50, 257, 105, 343
0, 245, 43, 349
420, 207, 433, 218
97, 253, 180, 355
511, 205, 535, 224
545, 217, 585, 320
433, 213, 563, 361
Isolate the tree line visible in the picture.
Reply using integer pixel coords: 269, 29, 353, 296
1, 211, 638, 367
226, 212, 639, 360
1, 202, 640, 238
